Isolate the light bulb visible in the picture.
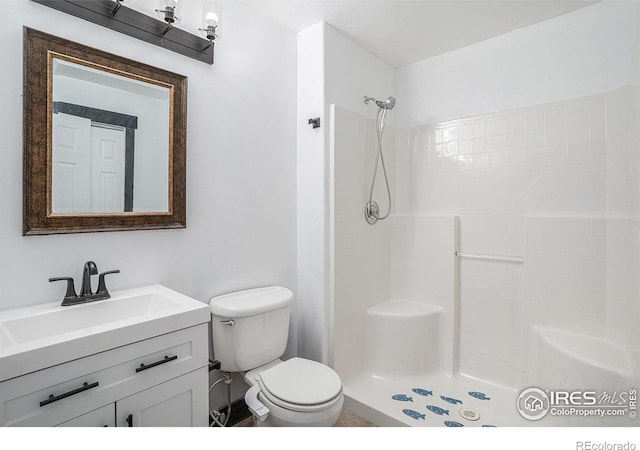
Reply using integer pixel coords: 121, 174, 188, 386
205, 11, 219, 27
157, 0, 181, 23
201, 1, 222, 41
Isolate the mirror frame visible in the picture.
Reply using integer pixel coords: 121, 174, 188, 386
23, 27, 187, 235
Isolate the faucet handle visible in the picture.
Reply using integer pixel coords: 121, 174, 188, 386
49, 277, 78, 305
96, 270, 120, 296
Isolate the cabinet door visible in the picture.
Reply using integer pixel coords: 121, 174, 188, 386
56, 404, 115, 427
116, 368, 208, 427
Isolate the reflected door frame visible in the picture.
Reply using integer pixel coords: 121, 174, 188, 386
53, 101, 137, 212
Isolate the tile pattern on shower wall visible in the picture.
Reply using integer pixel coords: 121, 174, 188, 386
395, 87, 640, 387
396, 94, 607, 216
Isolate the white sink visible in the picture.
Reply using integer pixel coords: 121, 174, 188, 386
0, 284, 210, 382
0, 292, 181, 347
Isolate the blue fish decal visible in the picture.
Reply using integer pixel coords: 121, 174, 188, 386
444, 421, 464, 427
482, 425, 497, 427
426, 405, 449, 416
392, 394, 413, 402
403, 409, 426, 421
468, 391, 491, 401
412, 388, 433, 397
440, 395, 463, 405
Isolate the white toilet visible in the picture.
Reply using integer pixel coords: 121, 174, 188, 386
209, 286, 344, 427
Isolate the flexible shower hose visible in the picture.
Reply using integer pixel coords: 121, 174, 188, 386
367, 106, 392, 221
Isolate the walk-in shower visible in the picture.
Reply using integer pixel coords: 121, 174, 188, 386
363, 95, 395, 225
321, 0, 640, 431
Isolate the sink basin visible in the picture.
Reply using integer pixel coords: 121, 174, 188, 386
0, 284, 209, 382
0, 292, 181, 347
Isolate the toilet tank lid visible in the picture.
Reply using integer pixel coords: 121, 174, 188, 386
209, 286, 293, 318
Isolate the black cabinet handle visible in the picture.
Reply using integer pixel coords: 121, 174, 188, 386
135, 355, 178, 373
126, 414, 133, 427
40, 381, 99, 407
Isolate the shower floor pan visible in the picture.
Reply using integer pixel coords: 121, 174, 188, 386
342, 372, 528, 427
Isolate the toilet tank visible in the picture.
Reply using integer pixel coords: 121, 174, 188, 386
209, 286, 293, 372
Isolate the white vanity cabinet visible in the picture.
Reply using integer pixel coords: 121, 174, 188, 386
116, 368, 207, 427
57, 404, 116, 427
0, 324, 209, 427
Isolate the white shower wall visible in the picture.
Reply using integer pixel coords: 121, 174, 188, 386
330, 105, 394, 379
394, 86, 640, 388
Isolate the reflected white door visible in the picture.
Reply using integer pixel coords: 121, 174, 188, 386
90, 125, 125, 213
52, 113, 91, 213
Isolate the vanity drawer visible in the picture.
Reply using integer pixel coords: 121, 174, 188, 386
0, 324, 207, 426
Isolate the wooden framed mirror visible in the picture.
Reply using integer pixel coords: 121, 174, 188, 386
23, 27, 187, 235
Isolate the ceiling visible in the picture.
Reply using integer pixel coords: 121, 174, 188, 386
239, 0, 598, 67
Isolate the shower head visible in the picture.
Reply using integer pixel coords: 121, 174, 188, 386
364, 95, 396, 110
381, 96, 396, 110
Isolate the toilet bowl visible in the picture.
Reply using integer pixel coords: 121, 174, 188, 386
244, 358, 344, 427
209, 286, 344, 427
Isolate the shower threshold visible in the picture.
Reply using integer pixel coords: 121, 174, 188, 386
342, 372, 529, 427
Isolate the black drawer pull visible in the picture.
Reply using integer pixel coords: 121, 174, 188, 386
40, 381, 99, 407
135, 355, 178, 373
126, 413, 133, 427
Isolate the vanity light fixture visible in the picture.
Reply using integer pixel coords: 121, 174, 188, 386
30, 0, 215, 64
156, 0, 182, 36
111, 0, 124, 16
199, 1, 222, 50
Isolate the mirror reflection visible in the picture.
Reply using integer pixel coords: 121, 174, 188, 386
51, 57, 171, 214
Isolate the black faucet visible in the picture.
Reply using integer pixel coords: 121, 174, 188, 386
80, 261, 98, 297
49, 261, 120, 306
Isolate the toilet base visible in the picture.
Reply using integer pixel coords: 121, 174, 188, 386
253, 394, 344, 427
243, 358, 345, 427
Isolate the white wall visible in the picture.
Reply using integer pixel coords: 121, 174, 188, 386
297, 22, 395, 365
397, 0, 639, 126
0, 0, 297, 406
296, 22, 327, 363
325, 24, 396, 122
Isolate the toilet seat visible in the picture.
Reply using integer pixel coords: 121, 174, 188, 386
256, 358, 343, 413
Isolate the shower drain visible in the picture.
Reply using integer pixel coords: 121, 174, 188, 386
459, 408, 481, 421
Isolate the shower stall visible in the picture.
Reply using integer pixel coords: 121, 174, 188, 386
327, 1, 640, 427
